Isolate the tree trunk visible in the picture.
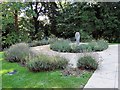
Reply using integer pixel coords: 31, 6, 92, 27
33, 16, 39, 39
14, 10, 18, 31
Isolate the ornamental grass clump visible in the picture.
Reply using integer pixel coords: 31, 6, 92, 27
5, 43, 34, 64
27, 55, 68, 72
77, 55, 99, 70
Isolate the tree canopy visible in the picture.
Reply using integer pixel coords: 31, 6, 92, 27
1, 1, 120, 49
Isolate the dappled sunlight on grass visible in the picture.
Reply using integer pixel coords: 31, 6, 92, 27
0, 69, 14, 75
0, 59, 3, 61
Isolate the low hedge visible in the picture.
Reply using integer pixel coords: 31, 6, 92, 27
28, 39, 49, 47
50, 39, 108, 53
50, 39, 71, 52
27, 55, 68, 72
88, 39, 108, 51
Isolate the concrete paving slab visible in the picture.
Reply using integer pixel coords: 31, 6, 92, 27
84, 76, 115, 88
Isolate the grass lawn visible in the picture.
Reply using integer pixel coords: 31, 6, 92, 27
0, 52, 93, 88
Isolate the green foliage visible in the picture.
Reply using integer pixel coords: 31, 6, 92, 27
71, 44, 92, 53
28, 39, 49, 47
1, 2, 31, 49
27, 55, 68, 72
56, 2, 120, 43
40, 39, 49, 45
50, 39, 71, 52
50, 39, 108, 53
88, 39, 108, 51
2, 2, 120, 50
2, 32, 30, 49
48, 38, 58, 44
5, 43, 33, 64
77, 55, 98, 70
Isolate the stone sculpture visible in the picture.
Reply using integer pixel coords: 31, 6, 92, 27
75, 32, 80, 45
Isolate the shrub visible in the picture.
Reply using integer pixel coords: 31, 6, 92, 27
40, 39, 49, 45
48, 38, 58, 44
50, 39, 71, 52
27, 55, 68, 72
96, 39, 108, 51
77, 55, 98, 70
5, 43, 33, 64
28, 41, 40, 47
88, 39, 108, 51
71, 44, 92, 53
28, 39, 49, 47
50, 39, 108, 53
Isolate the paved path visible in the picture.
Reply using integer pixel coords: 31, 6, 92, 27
84, 45, 118, 89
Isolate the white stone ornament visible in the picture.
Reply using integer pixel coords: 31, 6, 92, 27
75, 32, 80, 45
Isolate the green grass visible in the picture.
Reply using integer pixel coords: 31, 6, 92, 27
0, 52, 93, 88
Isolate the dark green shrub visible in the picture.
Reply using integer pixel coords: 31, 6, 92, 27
77, 55, 98, 70
5, 43, 33, 64
50, 39, 71, 52
27, 55, 68, 72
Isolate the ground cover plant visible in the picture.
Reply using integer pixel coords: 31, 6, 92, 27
50, 39, 108, 53
1, 52, 93, 88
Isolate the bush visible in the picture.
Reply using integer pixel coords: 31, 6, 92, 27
50, 39, 108, 53
50, 41, 92, 53
27, 55, 68, 72
28, 39, 49, 47
71, 44, 92, 53
28, 41, 40, 47
77, 55, 98, 70
88, 39, 108, 51
50, 39, 71, 52
5, 43, 33, 64
96, 39, 108, 51
48, 38, 58, 44
40, 39, 49, 45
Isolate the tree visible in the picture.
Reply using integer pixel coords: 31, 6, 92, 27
1, 2, 28, 48
56, 2, 120, 42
